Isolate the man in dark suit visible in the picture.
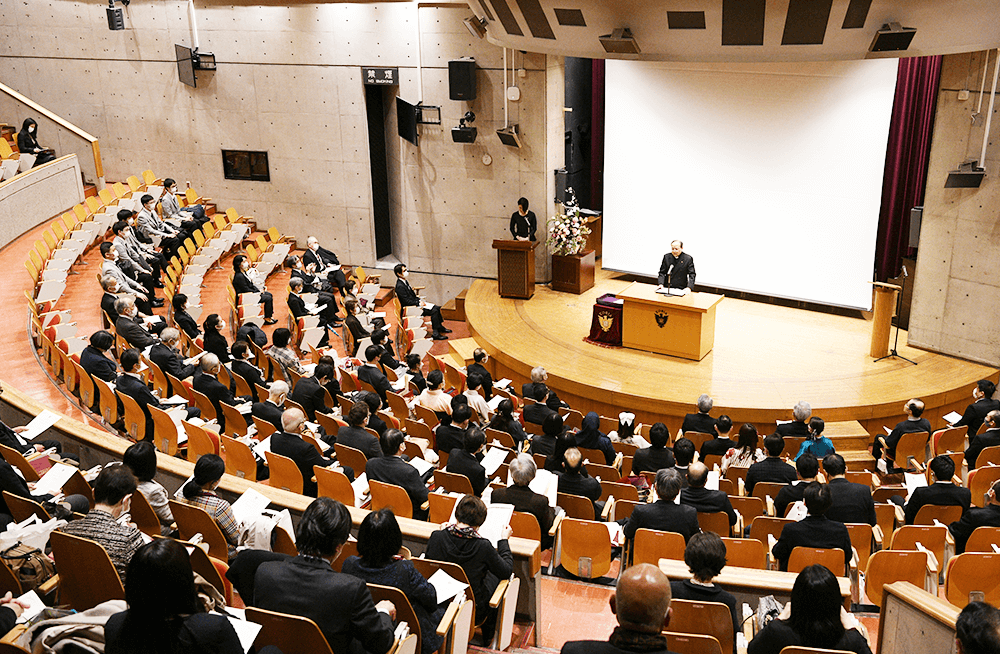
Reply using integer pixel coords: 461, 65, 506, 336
192, 354, 250, 434
251, 381, 287, 432
680, 462, 737, 527
337, 402, 382, 460
231, 341, 268, 402
232, 254, 276, 325
446, 428, 488, 496
116, 348, 199, 439
148, 328, 197, 382
558, 448, 603, 515
366, 429, 430, 519
393, 263, 448, 340
521, 366, 569, 410
467, 348, 494, 400
434, 404, 471, 456
632, 422, 676, 476
523, 386, 558, 426
745, 434, 797, 496
80, 330, 118, 384
700, 415, 736, 460
622, 468, 700, 543
492, 453, 555, 549
357, 345, 391, 408
821, 453, 876, 526
966, 411, 1000, 469
270, 408, 342, 497
671, 438, 695, 488
657, 240, 695, 291
771, 482, 852, 572
952, 380, 1000, 438
287, 278, 338, 341
362, 392, 387, 437
303, 236, 348, 293
949, 479, 1000, 553
528, 413, 563, 458
773, 453, 820, 519
99, 275, 121, 325
291, 363, 334, 422
253, 497, 396, 652
902, 454, 971, 525
776, 401, 812, 438
114, 297, 157, 349
680, 394, 717, 437
875, 398, 932, 461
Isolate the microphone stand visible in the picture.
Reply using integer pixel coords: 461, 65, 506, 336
875, 265, 917, 365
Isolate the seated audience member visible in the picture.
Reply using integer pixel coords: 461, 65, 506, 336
773, 453, 820, 519
343, 299, 369, 357
371, 329, 400, 371
117, 348, 200, 437
777, 401, 812, 438
720, 423, 764, 473
231, 341, 267, 402
745, 434, 796, 495
193, 353, 250, 433
822, 453, 876, 526
795, 417, 835, 460
467, 348, 494, 400
271, 408, 348, 497
671, 438, 696, 485
202, 313, 231, 363
899, 454, 971, 525
100, 242, 156, 314
338, 402, 382, 460
316, 354, 343, 400
435, 403, 472, 456
632, 422, 676, 476
236, 321, 268, 348
404, 354, 426, 394
607, 412, 639, 445
254, 497, 397, 654
394, 263, 448, 340
303, 236, 348, 294
366, 429, 431, 518
680, 462, 737, 527
701, 415, 736, 459
0, 444, 87, 531
177, 454, 240, 559
59, 465, 145, 582
523, 385, 558, 426
363, 391, 388, 436
576, 411, 617, 465
486, 399, 527, 448
232, 254, 277, 325
291, 363, 334, 422
949, 479, 1000, 553
114, 214, 164, 282
771, 483, 852, 572
116, 296, 158, 349
357, 345, 391, 408
252, 381, 288, 432
105, 539, 248, 654
622, 468, 700, 543
287, 276, 338, 341
287, 253, 340, 301
17, 118, 56, 166
545, 432, 577, 473
748, 565, 871, 654
136, 193, 182, 258
560, 563, 676, 654
81, 329, 118, 384
953, 380, 1000, 439
521, 366, 568, 409
0, 382, 78, 460
100, 275, 122, 325
681, 394, 718, 436
426, 495, 512, 643
416, 369, 451, 418
956, 601, 1000, 654
492, 454, 556, 549
171, 293, 201, 339
343, 509, 446, 654
966, 410, 1000, 469
160, 178, 206, 225
149, 328, 197, 381
123, 441, 174, 535
670, 532, 739, 646
464, 374, 492, 423
874, 398, 931, 462
267, 328, 306, 384
446, 428, 488, 496
530, 412, 566, 458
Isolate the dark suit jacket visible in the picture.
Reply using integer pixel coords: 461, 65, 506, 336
745, 458, 797, 495
681, 413, 717, 436
528, 433, 557, 457
0, 457, 39, 516
203, 330, 231, 363
425, 529, 512, 615
193, 371, 237, 432
106, 611, 243, 654
771, 515, 852, 572
80, 345, 118, 383
357, 365, 390, 406
562, 636, 678, 654
254, 555, 395, 654
251, 400, 284, 431
954, 398, 1000, 438
623, 500, 700, 542
270, 431, 335, 497
680, 486, 737, 525
521, 382, 568, 409
434, 423, 467, 456
116, 372, 160, 437
174, 309, 200, 338
149, 343, 195, 381
523, 402, 556, 426
337, 425, 383, 461
304, 246, 340, 270
558, 470, 601, 504
394, 278, 421, 308
967, 428, 1000, 469
776, 421, 810, 438
904, 482, 971, 525
657, 251, 695, 289
116, 316, 156, 349
701, 437, 737, 459
367, 414, 387, 437
291, 375, 329, 421
949, 504, 1000, 553
466, 363, 494, 400
773, 481, 809, 519
232, 359, 267, 402
446, 449, 487, 496
491, 485, 555, 548
101, 293, 119, 325
877, 417, 932, 460
287, 292, 308, 318
632, 447, 676, 476
366, 456, 428, 518
824, 477, 876, 526
232, 271, 260, 295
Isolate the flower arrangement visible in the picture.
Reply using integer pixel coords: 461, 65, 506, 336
546, 205, 591, 256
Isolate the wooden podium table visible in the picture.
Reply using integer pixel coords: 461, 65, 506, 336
617, 282, 723, 360
870, 282, 901, 358
492, 240, 538, 299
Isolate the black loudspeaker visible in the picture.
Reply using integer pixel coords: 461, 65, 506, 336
449, 58, 477, 101
107, 6, 125, 30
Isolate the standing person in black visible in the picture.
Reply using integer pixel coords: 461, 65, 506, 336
820, 454, 876, 526
773, 453, 820, 519
771, 483, 852, 572
875, 398, 932, 462
446, 428, 488, 496
680, 394, 718, 437
949, 479, 1000, 553
171, 293, 201, 339
622, 468, 700, 543
492, 454, 555, 549
680, 462, 737, 527
201, 314, 232, 364
745, 434, 797, 496
669, 533, 739, 650
631, 422, 676, 476
509, 197, 537, 241
366, 429, 430, 519
952, 380, 1000, 439
966, 410, 1000, 469
776, 401, 812, 438
467, 348, 494, 400
393, 264, 448, 340
17, 118, 56, 166
899, 454, 971, 525
701, 415, 737, 460
656, 240, 695, 292
232, 255, 277, 325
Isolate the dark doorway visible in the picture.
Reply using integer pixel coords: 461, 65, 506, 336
365, 85, 393, 258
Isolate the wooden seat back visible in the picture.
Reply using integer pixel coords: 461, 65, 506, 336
632, 528, 685, 566
0, 446, 40, 484
664, 632, 723, 654
680, 431, 714, 452
72, 360, 96, 409
252, 415, 278, 440
934, 426, 966, 456
413, 403, 440, 429
435, 469, 475, 495
667, 599, 734, 654
190, 388, 217, 422
893, 431, 930, 470
777, 647, 857, 654
220, 402, 249, 438
729, 496, 765, 524
721, 537, 767, 569
1, 491, 49, 523
891, 525, 948, 571
148, 404, 181, 456
965, 527, 1000, 552
93, 376, 119, 425
368, 584, 422, 653
788, 547, 847, 576
748, 516, 794, 549
976, 446, 1000, 468
968, 466, 1000, 507
599, 480, 639, 503
558, 518, 611, 579
117, 390, 148, 442
265, 451, 304, 494
272, 526, 298, 556
245, 607, 335, 654
184, 421, 220, 461
864, 549, 930, 607
129, 487, 164, 537
314, 466, 355, 505
557, 492, 595, 521
845, 523, 875, 570
369, 480, 414, 519
944, 552, 1000, 607
168, 499, 230, 561
697, 511, 732, 538
586, 461, 621, 482
49, 530, 125, 611
0, 558, 22, 598
221, 435, 257, 481
510, 511, 541, 542
913, 504, 964, 526
751, 482, 787, 501
334, 444, 369, 477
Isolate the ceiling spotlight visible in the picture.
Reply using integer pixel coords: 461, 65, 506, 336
497, 124, 522, 148
107, 0, 125, 30
464, 16, 488, 39
869, 22, 916, 52
599, 28, 640, 55
452, 111, 477, 143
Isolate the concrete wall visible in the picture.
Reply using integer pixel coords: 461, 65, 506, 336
0, 154, 83, 248
909, 51, 1000, 366
0, 1, 561, 299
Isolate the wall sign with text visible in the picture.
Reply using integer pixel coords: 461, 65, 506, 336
362, 67, 399, 85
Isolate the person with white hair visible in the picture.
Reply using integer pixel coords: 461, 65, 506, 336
777, 401, 813, 438
680, 393, 718, 436
302, 235, 348, 295
149, 328, 198, 381
521, 366, 569, 410
252, 380, 288, 431
491, 454, 556, 549
114, 296, 158, 349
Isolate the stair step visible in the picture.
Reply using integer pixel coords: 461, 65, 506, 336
448, 337, 479, 366
373, 287, 394, 308
83, 183, 98, 199
440, 287, 468, 322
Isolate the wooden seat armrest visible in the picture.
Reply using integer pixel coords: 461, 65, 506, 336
734, 512, 744, 537
870, 472, 881, 488
488, 578, 510, 609
420, 501, 430, 511
908, 457, 925, 473
613, 451, 624, 470
873, 525, 884, 548
849, 547, 859, 572
412, 285, 424, 291
435, 600, 461, 636
765, 496, 775, 517
737, 477, 745, 497
893, 504, 905, 524
38, 574, 60, 595
601, 497, 615, 521
549, 513, 564, 537
0, 624, 27, 644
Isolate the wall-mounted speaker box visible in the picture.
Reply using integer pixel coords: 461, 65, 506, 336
451, 126, 477, 143
449, 58, 477, 101
107, 6, 125, 30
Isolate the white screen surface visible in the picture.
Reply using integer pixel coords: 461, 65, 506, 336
602, 59, 898, 310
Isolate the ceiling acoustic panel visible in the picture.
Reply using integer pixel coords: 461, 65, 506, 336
554, 8, 586, 26
516, 0, 556, 39
722, 0, 765, 46
842, 0, 873, 29
667, 11, 706, 29
489, 0, 524, 36
782, 0, 833, 45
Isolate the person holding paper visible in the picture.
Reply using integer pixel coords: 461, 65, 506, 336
267, 328, 307, 384
948, 479, 1000, 554
680, 462, 737, 527
202, 314, 232, 364
897, 454, 970, 525
0, 591, 29, 635
776, 401, 812, 438
343, 509, 446, 654
17, 118, 56, 167
952, 380, 1000, 438
0, 383, 78, 460
485, 399, 527, 448
656, 240, 695, 292
192, 354, 252, 434
231, 341, 268, 402
0, 453, 88, 530
171, 293, 201, 339
463, 375, 492, 424
271, 408, 349, 497
118, 349, 201, 438
288, 276, 339, 341
491, 454, 555, 550
394, 264, 449, 341
366, 429, 430, 519
680, 394, 718, 437
252, 381, 288, 431
621, 469, 700, 544
149, 328, 198, 382
303, 236, 349, 296
770, 483, 852, 572
772, 453, 820, 520
232, 254, 277, 326
159, 178, 207, 229
115, 297, 158, 349
426, 495, 512, 644
343, 299, 370, 357
445, 429, 488, 497
136, 193, 183, 260
100, 242, 156, 314
290, 363, 336, 423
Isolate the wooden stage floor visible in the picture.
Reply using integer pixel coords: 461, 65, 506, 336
465, 266, 999, 435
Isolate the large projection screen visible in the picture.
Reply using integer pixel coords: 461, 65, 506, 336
603, 60, 898, 310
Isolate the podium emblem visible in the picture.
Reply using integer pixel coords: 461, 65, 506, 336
655, 311, 669, 328
598, 312, 614, 332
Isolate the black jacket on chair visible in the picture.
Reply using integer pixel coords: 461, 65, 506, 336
174, 309, 200, 339
825, 477, 876, 526
366, 456, 428, 518
203, 330, 231, 363
771, 514, 852, 572
622, 499, 700, 542
680, 486, 737, 525
949, 504, 1000, 553
357, 365, 391, 406
953, 398, 1000, 438
270, 431, 335, 497
337, 426, 382, 461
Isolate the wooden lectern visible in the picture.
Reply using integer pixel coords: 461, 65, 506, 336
617, 282, 723, 361
492, 240, 538, 299
870, 282, 901, 358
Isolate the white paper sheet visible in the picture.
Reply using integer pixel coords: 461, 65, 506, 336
706, 469, 720, 491
478, 503, 514, 547
904, 471, 928, 501
31, 462, 77, 496
352, 473, 370, 507
604, 522, 624, 547
944, 411, 962, 425
231, 487, 272, 528
480, 447, 507, 477
408, 457, 435, 475
15, 590, 45, 624
253, 436, 272, 459
18, 410, 61, 441
427, 569, 469, 604
222, 611, 263, 653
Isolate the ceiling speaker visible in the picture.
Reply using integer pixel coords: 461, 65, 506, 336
869, 22, 916, 52
599, 28, 640, 55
